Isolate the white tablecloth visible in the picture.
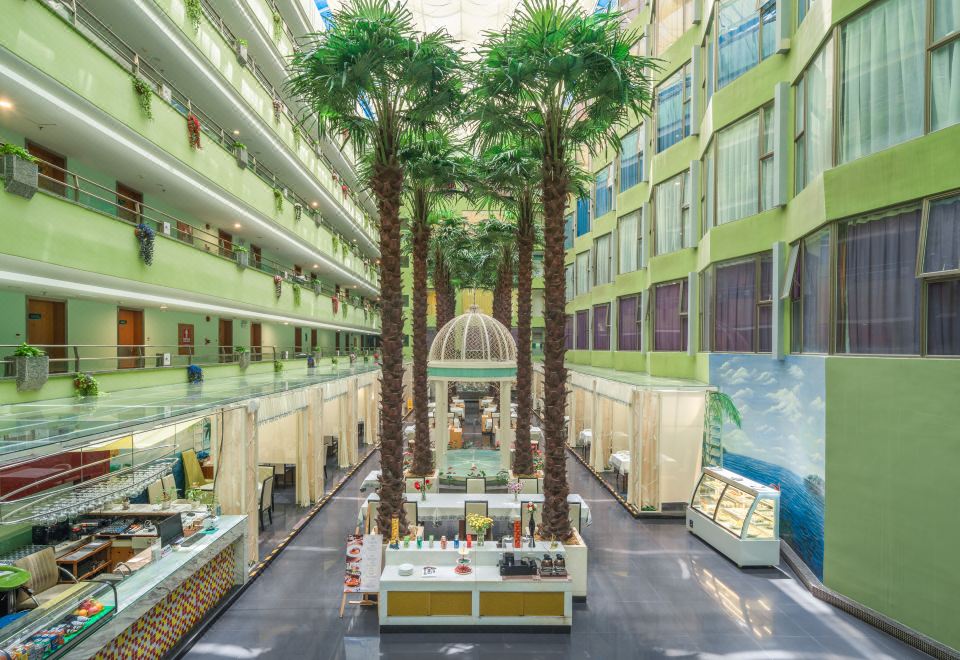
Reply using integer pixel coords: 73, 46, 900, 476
609, 451, 630, 474
577, 429, 592, 447
360, 470, 382, 492
530, 426, 544, 443
404, 425, 415, 438
358, 492, 591, 526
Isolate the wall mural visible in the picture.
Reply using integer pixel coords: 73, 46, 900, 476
709, 354, 826, 577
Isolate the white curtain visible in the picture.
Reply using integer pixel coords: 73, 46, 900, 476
576, 251, 591, 295
931, 32, 960, 131
655, 173, 684, 255
804, 43, 834, 185
594, 234, 611, 284
840, 0, 924, 163
618, 211, 639, 273
717, 113, 759, 225
565, 264, 574, 301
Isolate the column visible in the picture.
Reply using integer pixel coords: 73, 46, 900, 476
499, 379, 512, 470
217, 405, 258, 563
435, 379, 448, 473
589, 380, 603, 470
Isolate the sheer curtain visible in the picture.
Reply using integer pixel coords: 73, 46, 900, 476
618, 296, 640, 350
576, 310, 590, 349
657, 70, 683, 151
840, 0, 924, 163
576, 251, 590, 295
620, 128, 641, 191
931, 30, 960, 131
655, 174, 684, 254
654, 282, 682, 351
565, 315, 574, 349
802, 230, 831, 353
836, 208, 921, 354
805, 44, 833, 185
718, 0, 759, 87
714, 260, 756, 351
594, 234, 611, 284
618, 212, 639, 273
928, 280, 960, 355
593, 304, 611, 350
717, 114, 759, 224
923, 195, 960, 273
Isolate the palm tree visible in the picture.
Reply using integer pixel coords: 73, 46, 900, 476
430, 211, 471, 331
704, 391, 742, 468
473, 216, 517, 329
400, 131, 471, 477
473, 0, 654, 540
288, 0, 463, 537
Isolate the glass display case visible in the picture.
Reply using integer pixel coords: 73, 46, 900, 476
0, 580, 117, 659
686, 468, 781, 567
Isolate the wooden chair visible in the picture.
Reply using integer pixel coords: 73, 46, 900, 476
258, 476, 274, 531
568, 501, 582, 533
462, 501, 492, 540
465, 477, 486, 494
519, 477, 539, 494
403, 500, 419, 534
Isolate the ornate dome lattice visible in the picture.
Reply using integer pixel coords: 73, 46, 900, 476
428, 305, 517, 365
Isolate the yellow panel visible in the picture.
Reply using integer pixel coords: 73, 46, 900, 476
387, 591, 430, 617
429, 591, 472, 616
523, 592, 565, 617
479, 592, 524, 617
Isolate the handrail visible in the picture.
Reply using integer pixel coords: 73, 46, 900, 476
21, 153, 379, 294
50, 0, 377, 257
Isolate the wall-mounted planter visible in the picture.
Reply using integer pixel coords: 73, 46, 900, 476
235, 251, 249, 268
294, 203, 302, 222
237, 44, 248, 66
15, 355, 49, 391
236, 146, 248, 168
2, 155, 39, 199
238, 352, 250, 370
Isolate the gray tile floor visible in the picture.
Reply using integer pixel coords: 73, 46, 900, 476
185, 451, 928, 660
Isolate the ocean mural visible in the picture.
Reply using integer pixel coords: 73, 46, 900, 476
709, 354, 826, 578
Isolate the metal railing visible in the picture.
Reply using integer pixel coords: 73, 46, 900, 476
25, 157, 379, 296
0, 344, 379, 378
51, 0, 378, 255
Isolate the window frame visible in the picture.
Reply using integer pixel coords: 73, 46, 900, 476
712, 0, 778, 90
593, 233, 613, 286
703, 251, 774, 353
655, 62, 693, 153
619, 126, 644, 192
617, 294, 643, 351
652, 278, 689, 352
653, 171, 692, 256
575, 309, 591, 350
927, 0, 960, 133
593, 302, 612, 350
655, 0, 695, 55
594, 164, 614, 217
617, 210, 642, 274
575, 250, 592, 297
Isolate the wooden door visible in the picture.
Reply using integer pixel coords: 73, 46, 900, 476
250, 323, 262, 361
335, 331, 341, 351
251, 244, 262, 269
26, 142, 66, 196
177, 323, 195, 356
294, 327, 302, 353
176, 221, 194, 245
218, 319, 233, 362
116, 182, 143, 223
27, 298, 67, 373
117, 308, 144, 369
218, 230, 233, 258
310, 328, 318, 351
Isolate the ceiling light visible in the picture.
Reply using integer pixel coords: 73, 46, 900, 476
234, 223, 241, 228
160, 305, 168, 310
313, 264, 319, 268
311, 202, 318, 208
0, 100, 12, 110
232, 129, 240, 135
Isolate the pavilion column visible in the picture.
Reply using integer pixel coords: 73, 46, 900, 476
499, 379, 512, 470
349, 377, 359, 464
435, 379, 448, 473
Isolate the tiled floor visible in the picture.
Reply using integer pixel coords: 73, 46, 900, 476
186, 450, 928, 660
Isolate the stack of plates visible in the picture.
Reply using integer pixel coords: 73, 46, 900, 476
398, 563, 414, 576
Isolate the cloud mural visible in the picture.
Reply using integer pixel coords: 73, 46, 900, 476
710, 354, 826, 577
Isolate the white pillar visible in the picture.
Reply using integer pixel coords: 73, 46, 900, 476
435, 379, 448, 473
499, 379, 512, 470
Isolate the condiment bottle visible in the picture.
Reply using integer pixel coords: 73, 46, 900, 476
440, 535, 447, 549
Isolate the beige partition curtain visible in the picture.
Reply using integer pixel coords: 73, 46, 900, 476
217, 405, 258, 563
627, 390, 642, 509
307, 386, 325, 502
337, 392, 350, 467
640, 390, 661, 511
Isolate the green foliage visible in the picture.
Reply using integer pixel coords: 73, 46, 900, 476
185, 0, 202, 33
237, 38, 248, 48
132, 77, 153, 120
272, 11, 283, 42
233, 245, 248, 253
708, 391, 742, 429
0, 144, 37, 163
234, 346, 248, 354
13, 343, 45, 358
292, 283, 302, 305
273, 189, 284, 213
233, 142, 247, 150
73, 372, 101, 397
273, 360, 284, 373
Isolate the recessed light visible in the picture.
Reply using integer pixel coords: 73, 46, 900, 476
232, 129, 240, 135
311, 202, 318, 208
313, 264, 319, 268
234, 223, 241, 228
160, 305, 168, 310
0, 100, 12, 110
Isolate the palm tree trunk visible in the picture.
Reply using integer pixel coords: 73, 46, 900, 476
410, 191, 433, 476
513, 195, 535, 476
539, 149, 571, 541
493, 255, 512, 329
372, 161, 408, 537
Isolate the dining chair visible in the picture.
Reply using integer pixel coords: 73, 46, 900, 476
519, 477, 539, 494
465, 477, 486, 494
463, 501, 492, 540
568, 501, 582, 533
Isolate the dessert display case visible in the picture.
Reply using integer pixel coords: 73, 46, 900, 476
0, 579, 117, 659
686, 468, 781, 567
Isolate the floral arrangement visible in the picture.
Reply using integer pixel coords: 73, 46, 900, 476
73, 372, 101, 397
135, 222, 155, 265
525, 501, 537, 514
508, 480, 523, 497
413, 478, 432, 493
132, 77, 153, 120
273, 360, 284, 373
467, 513, 493, 537
294, 203, 302, 222
331, 295, 339, 313
186, 113, 202, 149
272, 98, 282, 122
187, 364, 203, 383
273, 274, 283, 298
532, 449, 544, 474
273, 188, 284, 213
466, 464, 486, 478
402, 451, 412, 472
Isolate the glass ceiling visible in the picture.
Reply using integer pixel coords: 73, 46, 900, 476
0, 364, 379, 458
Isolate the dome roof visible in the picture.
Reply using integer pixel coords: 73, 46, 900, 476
428, 305, 517, 366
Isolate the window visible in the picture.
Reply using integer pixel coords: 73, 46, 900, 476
576, 251, 591, 296
565, 314, 574, 349
593, 234, 612, 285
708, 104, 774, 227
575, 310, 590, 350
930, 0, 960, 131
618, 295, 641, 350
703, 253, 773, 352
839, 0, 924, 164
401, 255, 410, 268
704, 20, 715, 103
618, 210, 642, 273
653, 279, 688, 351
593, 304, 612, 350
402, 294, 410, 307
565, 263, 575, 302
794, 41, 833, 192
595, 165, 613, 217
716, 0, 776, 89
789, 230, 832, 353
799, 0, 816, 24
836, 206, 922, 354
619, 127, 643, 191
576, 196, 591, 236
656, 63, 692, 152
656, 0, 694, 54
654, 171, 692, 255
564, 213, 574, 249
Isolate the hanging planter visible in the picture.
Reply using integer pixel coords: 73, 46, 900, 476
273, 274, 283, 298
273, 360, 284, 373
272, 11, 282, 42
235, 346, 250, 370
132, 77, 153, 120
1, 144, 39, 199
135, 222, 155, 266
13, 343, 48, 392
331, 234, 339, 253
187, 364, 204, 384
186, 113, 202, 149
273, 188, 284, 213
294, 203, 302, 222
312, 279, 322, 296
236, 38, 248, 66
272, 98, 282, 123
234, 245, 249, 268
293, 128, 302, 150
292, 283, 301, 306
234, 142, 248, 168
73, 372, 101, 397
331, 295, 339, 314
185, 0, 202, 32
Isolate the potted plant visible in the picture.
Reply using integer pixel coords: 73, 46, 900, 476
236, 38, 248, 65
187, 364, 203, 383
273, 360, 284, 373
234, 245, 249, 268
186, 113, 202, 149
234, 141, 248, 168
331, 356, 338, 366
273, 188, 284, 213
73, 372, 101, 397
273, 274, 283, 298
467, 513, 493, 546
1, 143, 39, 199
235, 346, 250, 369
132, 76, 153, 120
12, 343, 48, 392
292, 283, 301, 306
135, 222, 155, 265
294, 203, 302, 222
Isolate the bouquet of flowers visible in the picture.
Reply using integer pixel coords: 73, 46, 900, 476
508, 480, 522, 500
413, 478, 431, 500
532, 449, 544, 474
466, 513, 493, 542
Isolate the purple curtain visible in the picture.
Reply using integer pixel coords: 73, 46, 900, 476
837, 209, 921, 354
576, 310, 590, 350
618, 296, 640, 350
593, 304, 611, 350
654, 282, 682, 351
565, 315, 574, 349
928, 279, 960, 355
715, 260, 755, 351
924, 196, 960, 273
802, 231, 831, 353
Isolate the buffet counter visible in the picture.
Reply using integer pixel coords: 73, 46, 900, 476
64, 515, 247, 659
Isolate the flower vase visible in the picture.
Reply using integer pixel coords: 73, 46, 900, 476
513, 492, 518, 502
421, 488, 426, 502
477, 536, 484, 547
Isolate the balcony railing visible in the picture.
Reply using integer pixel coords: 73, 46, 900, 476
0, 344, 380, 379
21, 156, 379, 295
50, 0, 377, 255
